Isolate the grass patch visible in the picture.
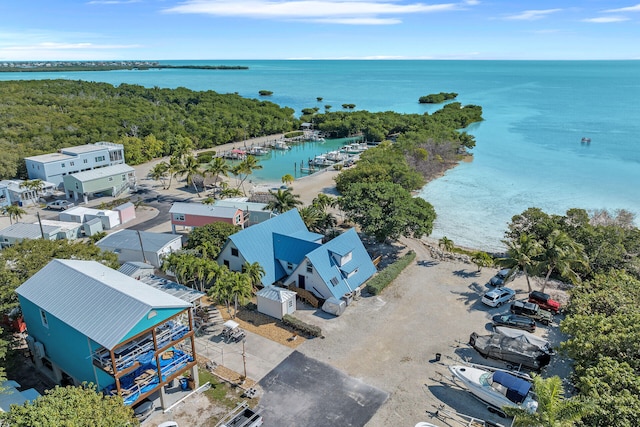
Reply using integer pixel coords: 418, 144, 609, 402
197, 368, 238, 409
366, 250, 416, 295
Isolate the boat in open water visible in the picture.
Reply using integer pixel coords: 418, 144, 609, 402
449, 365, 538, 415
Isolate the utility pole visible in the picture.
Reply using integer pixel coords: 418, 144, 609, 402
136, 229, 148, 264
242, 340, 247, 381
36, 211, 45, 239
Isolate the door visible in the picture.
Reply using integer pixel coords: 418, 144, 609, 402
298, 274, 306, 289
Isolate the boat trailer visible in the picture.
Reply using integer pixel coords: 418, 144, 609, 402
427, 405, 510, 427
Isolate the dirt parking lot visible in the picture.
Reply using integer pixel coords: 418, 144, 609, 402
294, 237, 570, 426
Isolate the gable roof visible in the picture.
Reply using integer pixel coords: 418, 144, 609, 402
273, 233, 321, 264
0, 222, 60, 239
16, 259, 190, 350
305, 228, 376, 300
223, 209, 313, 285
170, 202, 241, 219
96, 229, 182, 253
68, 164, 134, 182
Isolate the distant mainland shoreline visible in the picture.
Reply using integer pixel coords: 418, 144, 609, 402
0, 61, 248, 72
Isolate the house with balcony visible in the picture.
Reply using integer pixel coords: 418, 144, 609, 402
15, 259, 198, 409
63, 164, 136, 202
24, 142, 125, 189
0, 179, 57, 207
169, 202, 248, 234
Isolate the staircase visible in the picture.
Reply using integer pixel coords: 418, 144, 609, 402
287, 284, 320, 308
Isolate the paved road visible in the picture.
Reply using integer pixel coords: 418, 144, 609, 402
257, 351, 388, 427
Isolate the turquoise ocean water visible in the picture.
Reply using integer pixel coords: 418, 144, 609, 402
2, 60, 639, 251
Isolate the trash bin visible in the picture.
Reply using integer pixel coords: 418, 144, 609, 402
179, 378, 189, 391
435, 353, 441, 362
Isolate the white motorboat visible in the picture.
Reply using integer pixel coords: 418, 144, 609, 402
449, 365, 538, 414
273, 140, 291, 150
248, 146, 270, 156
325, 150, 347, 162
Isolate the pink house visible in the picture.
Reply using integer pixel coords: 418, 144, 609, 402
169, 202, 248, 233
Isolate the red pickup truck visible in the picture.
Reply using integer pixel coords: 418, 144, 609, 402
528, 291, 560, 314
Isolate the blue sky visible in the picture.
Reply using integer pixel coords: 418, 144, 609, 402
1, 1, 639, 60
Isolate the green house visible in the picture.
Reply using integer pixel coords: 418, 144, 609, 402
63, 164, 136, 203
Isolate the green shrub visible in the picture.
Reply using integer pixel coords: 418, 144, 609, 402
282, 314, 322, 337
284, 131, 304, 138
365, 250, 416, 295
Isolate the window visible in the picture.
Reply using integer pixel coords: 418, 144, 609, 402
231, 248, 239, 257
122, 174, 126, 181
108, 177, 113, 182
40, 309, 49, 328
70, 161, 74, 166
330, 277, 339, 286
84, 159, 88, 164
223, 260, 230, 267
61, 163, 65, 168
75, 183, 79, 189
174, 214, 185, 221
95, 156, 105, 162
287, 262, 293, 270
306, 262, 313, 273
288, 299, 293, 308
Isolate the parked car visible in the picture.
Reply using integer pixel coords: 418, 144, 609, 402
488, 268, 515, 287
46, 200, 74, 210
492, 314, 536, 333
481, 287, 516, 307
133, 398, 155, 421
528, 291, 560, 314
510, 300, 553, 325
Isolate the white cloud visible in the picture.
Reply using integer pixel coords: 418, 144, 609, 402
604, 3, 640, 13
583, 16, 630, 23
503, 9, 562, 21
163, 0, 466, 25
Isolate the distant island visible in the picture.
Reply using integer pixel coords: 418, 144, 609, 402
0, 61, 248, 72
419, 92, 458, 104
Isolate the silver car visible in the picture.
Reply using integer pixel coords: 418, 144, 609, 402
481, 287, 516, 307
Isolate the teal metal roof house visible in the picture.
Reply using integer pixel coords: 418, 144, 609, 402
217, 209, 323, 286
15, 259, 198, 409
283, 228, 377, 303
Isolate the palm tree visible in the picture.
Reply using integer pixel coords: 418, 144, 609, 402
202, 197, 215, 205
218, 182, 244, 199
537, 230, 588, 292
264, 188, 302, 214
166, 155, 183, 190
438, 236, 454, 252
281, 174, 294, 186
299, 206, 322, 231
202, 157, 230, 193
209, 268, 235, 316
234, 155, 263, 195
242, 261, 265, 291
3, 205, 26, 225
471, 251, 493, 272
504, 375, 591, 427
149, 162, 169, 189
312, 193, 337, 212
20, 179, 45, 194
177, 154, 203, 197
230, 272, 253, 318
499, 233, 543, 293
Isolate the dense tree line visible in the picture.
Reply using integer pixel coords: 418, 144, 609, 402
503, 207, 640, 426
418, 92, 458, 103
0, 79, 297, 178
306, 103, 481, 144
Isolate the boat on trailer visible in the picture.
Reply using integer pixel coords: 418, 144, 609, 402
449, 365, 538, 415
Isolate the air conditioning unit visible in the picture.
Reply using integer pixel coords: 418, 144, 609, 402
34, 341, 46, 359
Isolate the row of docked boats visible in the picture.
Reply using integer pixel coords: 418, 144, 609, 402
339, 142, 368, 154
310, 150, 349, 167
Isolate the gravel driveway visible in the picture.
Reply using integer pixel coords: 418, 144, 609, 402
294, 237, 568, 426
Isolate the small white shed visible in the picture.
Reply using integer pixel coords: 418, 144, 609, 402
256, 286, 297, 320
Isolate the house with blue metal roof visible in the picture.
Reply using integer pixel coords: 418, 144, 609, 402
15, 259, 198, 409
217, 209, 323, 286
218, 210, 376, 309
283, 228, 377, 303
